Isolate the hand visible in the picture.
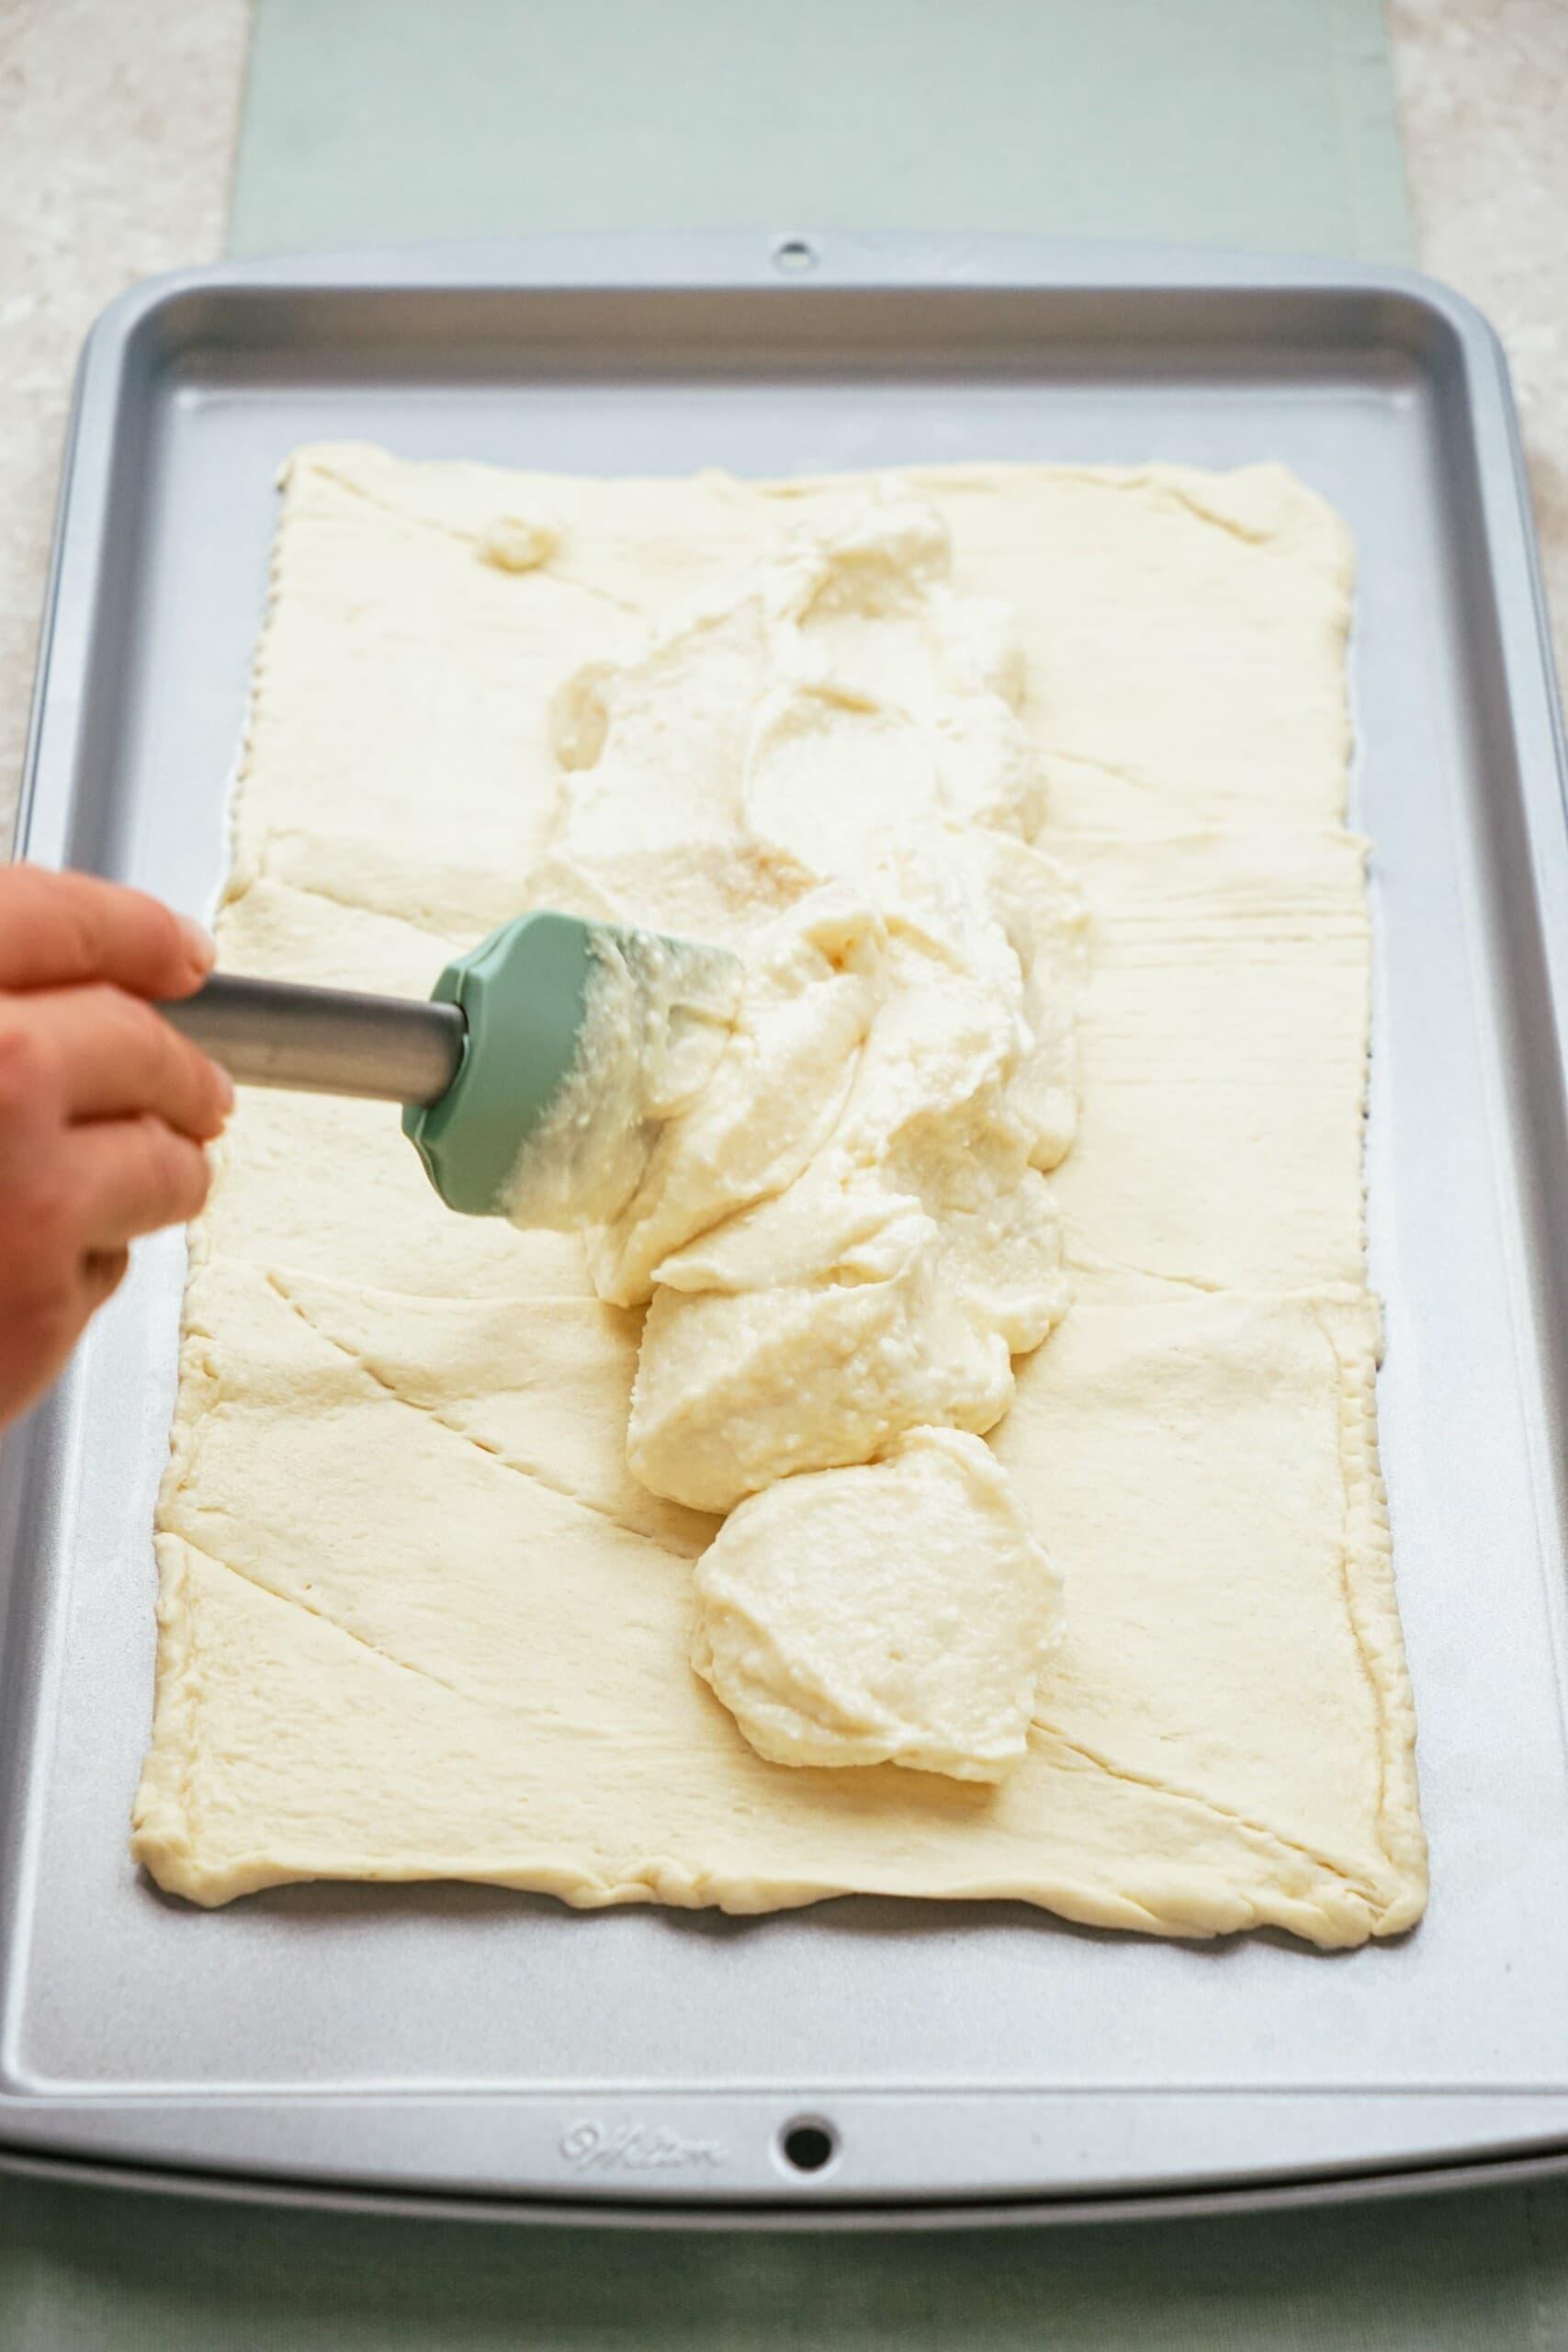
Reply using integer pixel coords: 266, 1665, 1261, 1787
0, 866, 232, 1430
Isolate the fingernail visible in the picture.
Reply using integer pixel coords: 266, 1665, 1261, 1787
214, 1063, 235, 1114
178, 914, 218, 973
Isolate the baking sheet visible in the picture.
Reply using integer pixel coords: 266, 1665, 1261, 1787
5, 232, 1568, 2217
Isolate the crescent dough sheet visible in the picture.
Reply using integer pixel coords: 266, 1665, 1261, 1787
132, 446, 1427, 1945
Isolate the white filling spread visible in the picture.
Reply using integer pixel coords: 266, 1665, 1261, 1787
533, 483, 1084, 1779
504, 926, 741, 1231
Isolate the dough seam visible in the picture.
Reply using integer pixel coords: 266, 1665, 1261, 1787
1040, 748, 1164, 797
265, 1269, 698, 1565
171, 1531, 462, 1698
1030, 1724, 1388, 1910
1064, 1245, 1227, 1296
295, 453, 654, 621
299, 455, 484, 552
245, 865, 458, 947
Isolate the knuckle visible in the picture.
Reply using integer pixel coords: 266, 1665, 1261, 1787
0, 1016, 52, 1122
129, 1111, 177, 1185
176, 1038, 230, 1134
104, 994, 222, 1130
103, 988, 167, 1085
185, 1142, 215, 1217
135, 1118, 209, 1220
56, 892, 100, 986
90, 979, 139, 1024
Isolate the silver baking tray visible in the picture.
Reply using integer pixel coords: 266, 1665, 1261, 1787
5, 231, 1568, 2225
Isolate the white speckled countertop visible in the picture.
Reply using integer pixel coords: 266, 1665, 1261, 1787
0, 0, 1562, 851
1392, 0, 1567, 682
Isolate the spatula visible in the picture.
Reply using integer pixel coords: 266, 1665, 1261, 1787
160, 911, 742, 1224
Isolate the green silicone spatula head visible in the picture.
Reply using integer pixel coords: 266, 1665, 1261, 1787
402, 911, 743, 1225
162, 910, 744, 1229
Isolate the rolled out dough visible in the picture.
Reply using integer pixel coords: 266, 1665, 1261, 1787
132, 447, 1427, 1945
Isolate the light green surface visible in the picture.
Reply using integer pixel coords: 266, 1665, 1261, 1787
229, 0, 1413, 263
23, 4, 1547, 2345
0, 2169, 1563, 2350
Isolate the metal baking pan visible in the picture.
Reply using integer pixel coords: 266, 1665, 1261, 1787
6, 231, 1568, 2224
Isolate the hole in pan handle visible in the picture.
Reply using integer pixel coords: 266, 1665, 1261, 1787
773, 235, 819, 277
778, 2115, 839, 2174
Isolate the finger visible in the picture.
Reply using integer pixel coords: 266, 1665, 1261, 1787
68, 1117, 212, 1248
0, 866, 216, 1001
27, 986, 232, 1139
80, 1247, 130, 1308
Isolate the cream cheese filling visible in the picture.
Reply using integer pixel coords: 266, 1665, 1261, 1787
534, 485, 1082, 1772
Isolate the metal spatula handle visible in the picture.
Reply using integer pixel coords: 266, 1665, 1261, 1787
161, 973, 466, 1106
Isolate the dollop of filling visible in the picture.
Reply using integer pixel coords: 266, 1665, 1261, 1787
691, 1428, 1062, 1782
518, 481, 1086, 1781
